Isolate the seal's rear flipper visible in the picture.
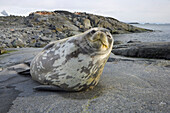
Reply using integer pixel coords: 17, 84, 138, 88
10, 63, 31, 76
24, 61, 31, 67
33, 85, 66, 91
18, 69, 31, 76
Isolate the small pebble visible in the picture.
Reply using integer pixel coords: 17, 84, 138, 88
0, 68, 3, 72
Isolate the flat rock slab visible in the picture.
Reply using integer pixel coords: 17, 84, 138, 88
0, 48, 42, 68
112, 42, 170, 60
0, 48, 170, 113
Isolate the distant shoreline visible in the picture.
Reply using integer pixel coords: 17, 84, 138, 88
128, 22, 170, 25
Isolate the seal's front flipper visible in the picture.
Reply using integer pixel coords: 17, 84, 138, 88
33, 85, 65, 91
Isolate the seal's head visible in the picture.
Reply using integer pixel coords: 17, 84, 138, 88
84, 27, 113, 52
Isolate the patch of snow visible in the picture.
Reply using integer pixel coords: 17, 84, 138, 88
0, 10, 9, 16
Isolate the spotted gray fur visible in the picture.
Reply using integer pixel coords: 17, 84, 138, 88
30, 27, 114, 91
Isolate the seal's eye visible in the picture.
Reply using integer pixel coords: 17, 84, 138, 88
91, 30, 96, 34
107, 34, 111, 39
106, 32, 111, 39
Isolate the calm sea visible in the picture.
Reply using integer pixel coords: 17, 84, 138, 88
113, 24, 170, 43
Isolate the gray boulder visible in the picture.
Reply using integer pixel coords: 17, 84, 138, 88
112, 42, 170, 60
83, 19, 91, 29
11, 38, 25, 48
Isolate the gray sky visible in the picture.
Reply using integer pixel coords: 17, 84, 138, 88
0, 0, 170, 23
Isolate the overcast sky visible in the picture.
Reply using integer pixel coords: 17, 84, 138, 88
0, 0, 169, 23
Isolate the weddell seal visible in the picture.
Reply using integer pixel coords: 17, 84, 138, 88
23, 27, 114, 91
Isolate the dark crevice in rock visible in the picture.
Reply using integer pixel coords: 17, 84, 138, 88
0, 73, 30, 113
0, 86, 21, 113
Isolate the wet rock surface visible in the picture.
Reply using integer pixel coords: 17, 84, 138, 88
0, 48, 169, 113
0, 10, 150, 48
112, 42, 170, 60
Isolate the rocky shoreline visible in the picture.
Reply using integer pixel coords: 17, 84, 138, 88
0, 10, 151, 48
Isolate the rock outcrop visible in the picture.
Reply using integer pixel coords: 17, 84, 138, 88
0, 10, 151, 48
112, 42, 170, 60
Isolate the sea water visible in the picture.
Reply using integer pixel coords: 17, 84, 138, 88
113, 24, 170, 43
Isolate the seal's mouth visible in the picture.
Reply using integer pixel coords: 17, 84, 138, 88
91, 32, 109, 49
98, 39, 108, 48
88, 38, 108, 49
100, 37, 109, 48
